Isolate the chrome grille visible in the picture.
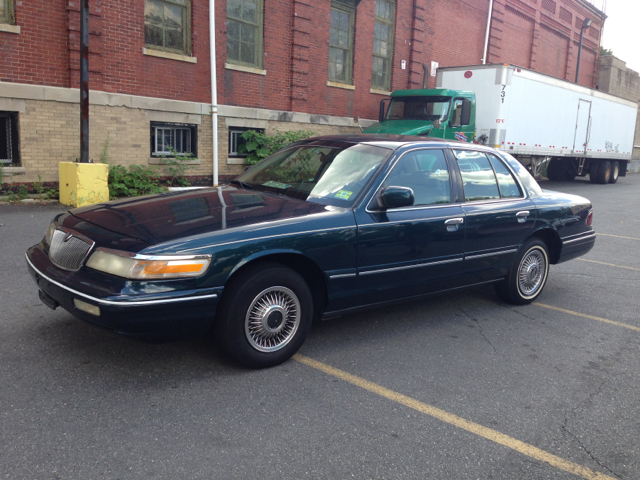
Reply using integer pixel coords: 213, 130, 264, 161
49, 229, 94, 271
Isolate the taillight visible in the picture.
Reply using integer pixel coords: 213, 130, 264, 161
586, 210, 593, 227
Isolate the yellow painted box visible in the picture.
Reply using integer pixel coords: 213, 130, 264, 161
59, 162, 109, 207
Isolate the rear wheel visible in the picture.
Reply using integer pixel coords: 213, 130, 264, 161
495, 239, 550, 305
214, 263, 313, 368
609, 161, 619, 184
546, 160, 564, 181
590, 160, 611, 184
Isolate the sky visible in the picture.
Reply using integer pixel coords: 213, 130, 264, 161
598, 0, 640, 72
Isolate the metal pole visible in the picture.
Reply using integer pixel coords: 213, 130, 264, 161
482, 0, 494, 64
80, 0, 90, 163
575, 27, 585, 84
210, 0, 219, 186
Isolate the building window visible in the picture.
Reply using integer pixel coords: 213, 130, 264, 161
229, 127, 264, 157
0, 112, 19, 166
144, 0, 191, 55
0, 0, 15, 24
227, 0, 263, 68
329, 0, 356, 84
371, 0, 395, 91
150, 122, 197, 157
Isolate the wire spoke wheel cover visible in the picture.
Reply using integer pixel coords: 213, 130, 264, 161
517, 248, 547, 298
245, 286, 301, 352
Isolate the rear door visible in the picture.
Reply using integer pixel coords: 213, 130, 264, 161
354, 148, 467, 305
572, 99, 592, 156
451, 149, 535, 283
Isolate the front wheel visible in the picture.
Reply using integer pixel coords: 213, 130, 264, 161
495, 239, 550, 305
214, 263, 313, 368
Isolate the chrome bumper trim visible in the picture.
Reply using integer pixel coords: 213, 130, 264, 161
562, 232, 596, 245
26, 254, 218, 307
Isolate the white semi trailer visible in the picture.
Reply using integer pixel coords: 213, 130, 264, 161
436, 64, 638, 184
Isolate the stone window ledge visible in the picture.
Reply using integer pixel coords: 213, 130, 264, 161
327, 81, 355, 91
225, 63, 267, 76
149, 157, 201, 165
0, 24, 20, 34
370, 88, 392, 96
227, 157, 248, 165
1, 166, 25, 175
143, 48, 197, 64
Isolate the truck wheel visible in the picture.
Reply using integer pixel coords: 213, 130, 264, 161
609, 161, 619, 184
546, 160, 564, 181
590, 161, 611, 184
214, 263, 313, 369
494, 239, 549, 305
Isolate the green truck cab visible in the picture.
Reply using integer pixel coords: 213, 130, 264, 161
363, 88, 476, 143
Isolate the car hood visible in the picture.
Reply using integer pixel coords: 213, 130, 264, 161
69, 186, 339, 247
363, 120, 434, 136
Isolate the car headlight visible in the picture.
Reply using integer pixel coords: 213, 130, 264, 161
44, 222, 56, 246
86, 248, 211, 280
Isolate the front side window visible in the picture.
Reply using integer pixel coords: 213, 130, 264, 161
235, 144, 392, 207
384, 149, 451, 206
386, 97, 451, 121
144, 0, 191, 55
329, 1, 355, 84
453, 150, 501, 202
0, 112, 19, 166
371, 0, 395, 90
227, 0, 263, 68
150, 122, 197, 157
0, 0, 15, 24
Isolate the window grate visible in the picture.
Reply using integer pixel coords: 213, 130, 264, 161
150, 122, 197, 157
559, 7, 572, 24
541, 0, 556, 14
228, 127, 264, 157
144, 0, 191, 55
0, 112, 19, 166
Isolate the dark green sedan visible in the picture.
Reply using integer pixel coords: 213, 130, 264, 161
26, 135, 595, 368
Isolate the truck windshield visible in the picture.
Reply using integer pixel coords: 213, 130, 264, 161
235, 144, 392, 207
386, 96, 451, 122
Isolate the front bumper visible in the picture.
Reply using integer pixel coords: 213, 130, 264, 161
26, 245, 222, 340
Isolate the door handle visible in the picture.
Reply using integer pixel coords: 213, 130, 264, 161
516, 211, 530, 223
445, 217, 464, 231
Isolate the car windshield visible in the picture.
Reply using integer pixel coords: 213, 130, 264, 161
235, 144, 392, 207
386, 96, 451, 121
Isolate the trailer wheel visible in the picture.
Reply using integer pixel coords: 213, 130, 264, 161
546, 160, 564, 181
609, 161, 619, 184
590, 161, 611, 184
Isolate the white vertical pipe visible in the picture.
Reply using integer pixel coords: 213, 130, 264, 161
210, 0, 219, 186
482, 0, 494, 64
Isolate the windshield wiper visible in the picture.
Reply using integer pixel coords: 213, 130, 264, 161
230, 179, 254, 190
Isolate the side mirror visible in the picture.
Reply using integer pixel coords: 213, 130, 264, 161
379, 186, 415, 209
379, 99, 389, 123
461, 99, 472, 125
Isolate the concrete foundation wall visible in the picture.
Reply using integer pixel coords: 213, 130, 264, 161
0, 83, 364, 185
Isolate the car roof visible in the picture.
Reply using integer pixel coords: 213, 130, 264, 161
297, 134, 486, 151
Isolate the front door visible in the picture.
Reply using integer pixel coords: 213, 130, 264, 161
354, 148, 467, 305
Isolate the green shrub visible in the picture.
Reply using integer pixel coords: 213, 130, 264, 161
108, 164, 164, 198
161, 148, 194, 187
238, 130, 315, 165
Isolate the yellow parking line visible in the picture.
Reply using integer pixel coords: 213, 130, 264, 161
536, 304, 640, 332
578, 258, 640, 272
597, 233, 640, 241
294, 354, 615, 480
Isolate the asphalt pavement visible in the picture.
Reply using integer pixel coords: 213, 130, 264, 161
0, 175, 639, 479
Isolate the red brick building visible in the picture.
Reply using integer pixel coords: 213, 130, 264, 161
0, 0, 605, 185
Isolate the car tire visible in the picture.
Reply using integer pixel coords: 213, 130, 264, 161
494, 239, 550, 305
546, 160, 564, 181
590, 160, 611, 184
609, 161, 619, 184
214, 263, 313, 369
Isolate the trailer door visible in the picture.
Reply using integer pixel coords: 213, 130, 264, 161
572, 99, 592, 156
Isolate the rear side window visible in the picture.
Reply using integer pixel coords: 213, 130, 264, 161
453, 150, 500, 202
385, 149, 451, 206
488, 155, 522, 198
